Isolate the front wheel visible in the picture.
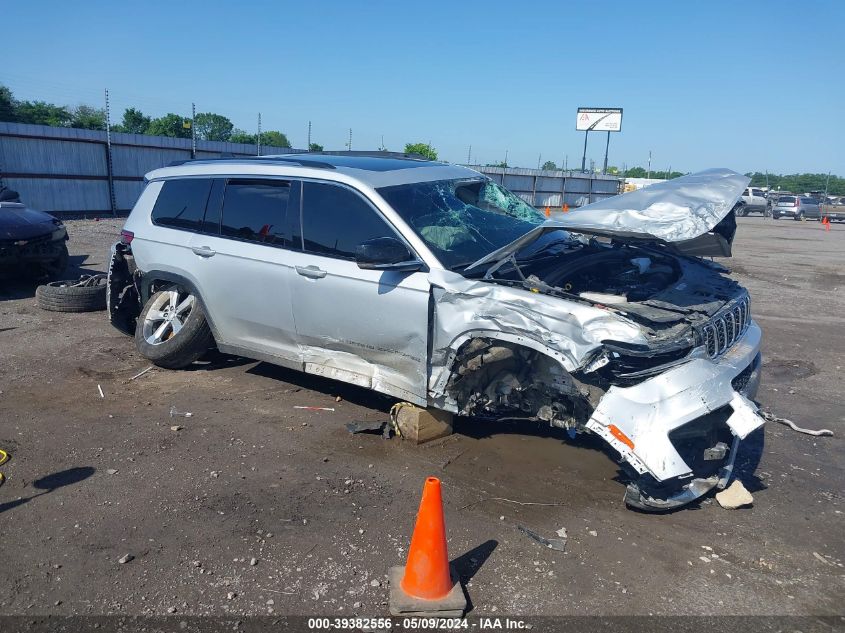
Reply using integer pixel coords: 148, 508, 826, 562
795, 211, 804, 221
135, 288, 214, 369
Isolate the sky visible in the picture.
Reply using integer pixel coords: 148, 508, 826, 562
2, 0, 844, 175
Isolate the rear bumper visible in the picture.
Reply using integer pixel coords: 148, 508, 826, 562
586, 322, 764, 510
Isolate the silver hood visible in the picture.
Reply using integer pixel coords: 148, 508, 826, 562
466, 168, 749, 273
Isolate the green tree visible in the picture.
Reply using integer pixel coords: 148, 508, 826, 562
194, 112, 234, 141
14, 100, 72, 127
404, 142, 437, 160
261, 130, 291, 148
308, 142, 324, 152
0, 84, 16, 122
606, 165, 619, 175
146, 113, 192, 138
230, 128, 256, 144
70, 105, 106, 130
118, 107, 151, 134
541, 160, 557, 170
486, 161, 508, 168
625, 166, 647, 177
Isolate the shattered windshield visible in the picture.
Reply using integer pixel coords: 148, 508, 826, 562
377, 178, 546, 269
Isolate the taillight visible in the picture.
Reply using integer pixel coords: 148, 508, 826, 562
120, 229, 134, 245
794, 200, 799, 207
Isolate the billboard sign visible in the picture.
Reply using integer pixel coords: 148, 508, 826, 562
576, 107, 623, 132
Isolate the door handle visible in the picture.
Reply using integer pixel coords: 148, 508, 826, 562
191, 246, 216, 257
295, 265, 327, 279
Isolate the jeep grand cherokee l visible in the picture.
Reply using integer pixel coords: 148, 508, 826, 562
107, 153, 764, 511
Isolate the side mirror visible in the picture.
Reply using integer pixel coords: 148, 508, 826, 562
355, 237, 422, 271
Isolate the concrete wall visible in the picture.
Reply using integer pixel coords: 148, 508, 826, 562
0, 122, 303, 216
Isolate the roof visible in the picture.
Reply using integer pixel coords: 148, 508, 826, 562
148, 152, 482, 188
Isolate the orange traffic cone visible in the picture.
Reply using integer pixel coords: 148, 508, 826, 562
823, 216, 831, 231
544, 206, 551, 217
563, 203, 569, 213
388, 477, 467, 617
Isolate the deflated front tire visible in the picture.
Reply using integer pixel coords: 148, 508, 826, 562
135, 288, 214, 369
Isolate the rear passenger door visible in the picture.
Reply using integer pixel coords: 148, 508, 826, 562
286, 180, 430, 404
187, 178, 301, 364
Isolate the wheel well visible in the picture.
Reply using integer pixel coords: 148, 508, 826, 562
444, 337, 602, 428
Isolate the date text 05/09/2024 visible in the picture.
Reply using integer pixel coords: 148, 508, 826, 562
307, 617, 531, 630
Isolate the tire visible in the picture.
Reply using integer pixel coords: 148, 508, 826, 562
795, 211, 804, 221
135, 288, 213, 369
36, 276, 107, 312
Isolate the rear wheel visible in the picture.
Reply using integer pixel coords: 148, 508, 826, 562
135, 288, 213, 369
796, 211, 805, 221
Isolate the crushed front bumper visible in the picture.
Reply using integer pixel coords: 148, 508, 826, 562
586, 321, 764, 511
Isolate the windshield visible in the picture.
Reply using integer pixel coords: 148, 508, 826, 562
377, 178, 545, 269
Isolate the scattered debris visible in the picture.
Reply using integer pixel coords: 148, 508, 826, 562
294, 406, 335, 412
517, 525, 567, 552
250, 557, 258, 566
335, 396, 342, 402
813, 552, 837, 567
106, 469, 119, 475
97, 384, 104, 399
170, 425, 183, 432
587, 529, 598, 537
169, 406, 192, 418
716, 480, 754, 509
129, 366, 155, 381
118, 554, 134, 564
370, 579, 381, 587
760, 410, 833, 437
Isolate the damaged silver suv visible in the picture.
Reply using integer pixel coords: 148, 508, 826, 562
108, 153, 764, 511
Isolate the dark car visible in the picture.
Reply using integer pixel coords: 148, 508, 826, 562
0, 197, 69, 278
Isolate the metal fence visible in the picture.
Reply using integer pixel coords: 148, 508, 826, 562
0, 122, 622, 216
0, 122, 303, 216
468, 165, 621, 208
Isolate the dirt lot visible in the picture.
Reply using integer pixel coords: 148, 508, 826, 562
0, 216, 843, 619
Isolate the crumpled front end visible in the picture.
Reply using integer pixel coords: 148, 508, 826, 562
427, 266, 765, 511
586, 318, 764, 510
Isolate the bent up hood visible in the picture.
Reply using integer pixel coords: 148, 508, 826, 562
467, 168, 749, 273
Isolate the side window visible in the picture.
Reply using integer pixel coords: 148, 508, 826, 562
220, 179, 290, 246
299, 181, 398, 259
151, 178, 213, 232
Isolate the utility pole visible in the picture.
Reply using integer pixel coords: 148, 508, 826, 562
257, 113, 262, 156
104, 88, 116, 216
307, 120, 312, 150
602, 130, 610, 174
824, 171, 831, 199
191, 102, 196, 159
347, 128, 352, 151
504, 149, 508, 166
537, 154, 542, 169
647, 150, 652, 179
467, 145, 472, 164
564, 155, 568, 171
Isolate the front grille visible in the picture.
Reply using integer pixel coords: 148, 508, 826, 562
698, 296, 750, 359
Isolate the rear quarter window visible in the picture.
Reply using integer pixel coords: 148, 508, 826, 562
151, 178, 214, 231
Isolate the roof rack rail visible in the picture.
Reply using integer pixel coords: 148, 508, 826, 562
166, 156, 336, 169
304, 150, 433, 161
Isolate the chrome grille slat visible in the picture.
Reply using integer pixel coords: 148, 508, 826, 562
698, 297, 751, 359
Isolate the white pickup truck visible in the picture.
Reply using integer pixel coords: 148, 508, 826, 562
736, 187, 768, 216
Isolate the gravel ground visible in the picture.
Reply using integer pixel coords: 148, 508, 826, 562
0, 216, 842, 619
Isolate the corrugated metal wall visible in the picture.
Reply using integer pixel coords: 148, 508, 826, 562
468, 165, 621, 208
0, 122, 303, 215
0, 122, 623, 215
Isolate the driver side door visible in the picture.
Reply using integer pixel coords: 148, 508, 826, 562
286, 180, 431, 404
